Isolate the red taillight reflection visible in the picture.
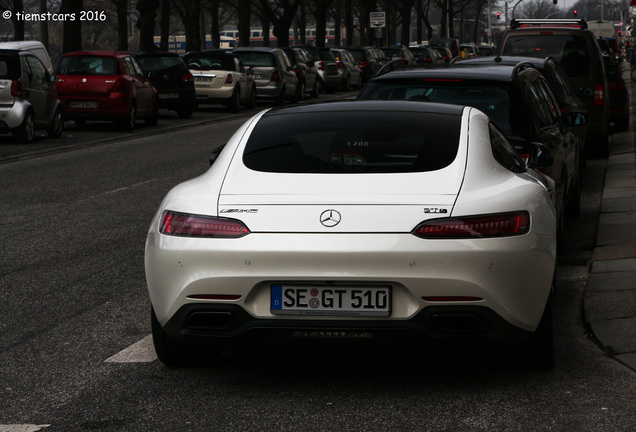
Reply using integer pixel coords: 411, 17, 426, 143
11, 80, 22, 97
182, 72, 194, 82
159, 211, 250, 238
337, 61, 345, 69
594, 83, 604, 106
318, 61, 325, 70
413, 212, 530, 239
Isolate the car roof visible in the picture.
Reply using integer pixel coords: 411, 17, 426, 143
264, 100, 465, 117
62, 51, 128, 57
455, 56, 552, 69
370, 64, 518, 82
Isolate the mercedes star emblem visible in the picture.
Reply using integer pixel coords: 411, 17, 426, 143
320, 209, 341, 227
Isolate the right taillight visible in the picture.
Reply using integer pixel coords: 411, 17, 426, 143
111, 79, 126, 93
412, 212, 530, 239
270, 70, 280, 83
159, 210, 250, 238
181, 72, 194, 82
594, 83, 604, 106
11, 80, 22, 97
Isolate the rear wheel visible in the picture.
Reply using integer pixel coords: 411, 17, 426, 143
47, 107, 64, 138
15, 109, 35, 143
274, 86, 286, 106
145, 99, 159, 126
515, 293, 555, 369
117, 103, 136, 132
228, 87, 240, 113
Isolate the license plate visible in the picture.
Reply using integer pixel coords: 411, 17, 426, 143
194, 76, 214, 82
271, 285, 391, 317
159, 92, 179, 99
70, 101, 97, 108
253, 74, 262, 80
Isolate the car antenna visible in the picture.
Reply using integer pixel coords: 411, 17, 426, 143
494, 56, 502, 63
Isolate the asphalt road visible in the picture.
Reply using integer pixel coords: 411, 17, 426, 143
1, 100, 636, 431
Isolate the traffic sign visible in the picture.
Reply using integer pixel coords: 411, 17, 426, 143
370, 12, 386, 28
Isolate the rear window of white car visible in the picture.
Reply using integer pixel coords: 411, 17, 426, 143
243, 111, 461, 173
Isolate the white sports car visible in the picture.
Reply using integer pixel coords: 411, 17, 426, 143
145, 101, 557, 367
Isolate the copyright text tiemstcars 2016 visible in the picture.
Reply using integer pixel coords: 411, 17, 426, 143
3, 10, 107, 21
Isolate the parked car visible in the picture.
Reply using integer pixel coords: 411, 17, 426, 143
602, 51, 629, 131
380, 46, 416, 64
497, 19, 610, 156
54, 51, 158, 131
341, 46, 384, 83
0, 40, 54, 73
429, 38, 461, 59
477, 44, 496, 56
456, 55, 588, 175
297, 45, 341, 92
133, 51, 196, 118
183, 50, 256, 113
146, 100, 557, 368
409, 46, 444, 64
358, 62, 585, 243
282, 46, 319, 99
460, 43, 480, 58
0, 48, 63, 143
331, 48, 363, 90
431, 46, 453, 63
232, 47, 298, 105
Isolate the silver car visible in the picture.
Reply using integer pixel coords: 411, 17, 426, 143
0, 49, 63, 143
331, 48, 363, 90
233, 47, 298, 105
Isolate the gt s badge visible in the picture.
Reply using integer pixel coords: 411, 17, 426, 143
423, 208, 448, 214
220, 209, 258, 214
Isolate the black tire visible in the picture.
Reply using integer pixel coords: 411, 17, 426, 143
177, 107, 194, 119
246, 86, 257, 109
47, 107, 64, 138
151, 306, 219, 367
15, 109, 35, 143
516, 294, 555, 369
117, 103, 136, 132
311, 79, 322, 98
274, 86, 286, 106
228, 87, 240, 113
145, 99, 159, 126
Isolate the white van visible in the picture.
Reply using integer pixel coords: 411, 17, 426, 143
0, 41, 53, 72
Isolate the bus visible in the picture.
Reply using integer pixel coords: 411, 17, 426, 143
152, 35, 238, 53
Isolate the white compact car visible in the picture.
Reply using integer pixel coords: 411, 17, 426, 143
145, 101, 558, 367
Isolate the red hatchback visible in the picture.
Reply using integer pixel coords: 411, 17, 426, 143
54, 51, 158, 131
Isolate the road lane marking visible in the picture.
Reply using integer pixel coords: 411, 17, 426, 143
105, 335, 157, 363
0, 426, 50, 432
78, 179, 157, 203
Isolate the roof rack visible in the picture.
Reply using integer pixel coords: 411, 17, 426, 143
510, 18, 587, 30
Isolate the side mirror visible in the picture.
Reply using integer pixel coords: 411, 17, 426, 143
528, 142, 554, 170
209, 144, 226, 166
565, 111, 588, 127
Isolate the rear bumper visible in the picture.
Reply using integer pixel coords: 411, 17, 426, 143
0, 99, 29, 129
162, 303, 534, 350
59, 93, 131, 119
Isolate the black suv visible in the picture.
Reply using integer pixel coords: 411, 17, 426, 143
358, 63, 585, 240
496, 19, 609, 156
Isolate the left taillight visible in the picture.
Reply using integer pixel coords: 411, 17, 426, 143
412, 211, 530, 239
159, 210, 250, 238
182, 72, 194, 82
11, 80, 22, 97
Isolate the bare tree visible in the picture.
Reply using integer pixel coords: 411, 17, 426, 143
60, 0, 82, 51
0, 0, 26, 40
112, 0, 128, 50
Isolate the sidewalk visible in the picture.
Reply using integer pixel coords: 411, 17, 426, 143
583, 66, 636, 370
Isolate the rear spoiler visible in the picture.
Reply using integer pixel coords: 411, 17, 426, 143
510, 19, 588, 30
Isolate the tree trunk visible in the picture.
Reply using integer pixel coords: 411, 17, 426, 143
136, 0, 159, 51
38, 0, 49, 49
61, 0, 82, 52
116, 0, 128, 50
344, 0, 353, 45
238, 0, 251, 47
184, 0, 201, 51
159, 0, 170, 50
210, 0, 220, 49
